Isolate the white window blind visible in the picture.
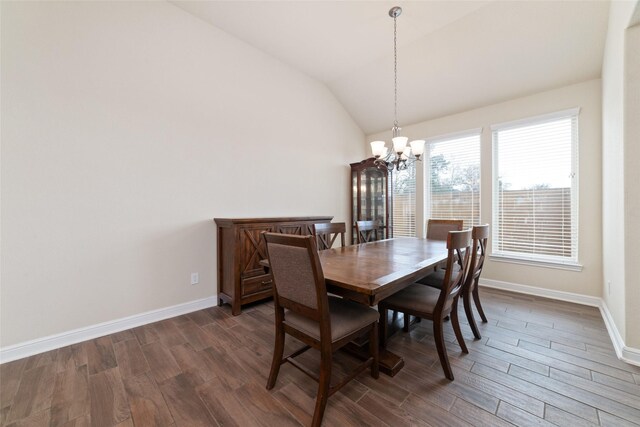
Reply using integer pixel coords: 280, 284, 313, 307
426, 131, 481, 230
492, 109, 578, 265
392, 162, 416, 237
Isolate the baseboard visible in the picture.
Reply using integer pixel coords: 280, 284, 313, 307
598, 300, 640, 366
479, 278, 640, 367
479, 278, 602, 307
0, 296, 218, 364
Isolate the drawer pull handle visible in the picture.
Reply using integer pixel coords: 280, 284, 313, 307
261, 280, 273, 285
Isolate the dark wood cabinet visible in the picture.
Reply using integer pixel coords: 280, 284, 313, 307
350, 158, 392, 243
214, 216, 333, 315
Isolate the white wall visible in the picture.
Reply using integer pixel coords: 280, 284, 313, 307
602, 0, 640, 349
368, 80, 603, 297
624, 19, 640, 348
601, 0, 636, 347
0, 1, 365, 348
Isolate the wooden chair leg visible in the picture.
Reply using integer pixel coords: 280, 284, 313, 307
369, 323, 379, 379
433, 317, 454, 380
472, 281, 488, 323
379, 307, 388, 349
266, 322, 285, 390
464, 293, 482, 340
403, 314, 410, 332
311, 353, 332, 427
451, 299, 469, 354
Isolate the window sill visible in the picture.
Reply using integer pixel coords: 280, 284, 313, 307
489, 254, 583, 272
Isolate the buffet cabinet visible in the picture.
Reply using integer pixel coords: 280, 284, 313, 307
214, 216, 333, 315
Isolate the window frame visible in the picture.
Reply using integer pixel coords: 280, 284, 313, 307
490, 108, 582, 271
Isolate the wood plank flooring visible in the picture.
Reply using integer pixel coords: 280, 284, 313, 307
2, 288, 640, 426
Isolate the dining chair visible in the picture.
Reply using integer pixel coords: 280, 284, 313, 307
313, 222, 346, 250
378, 229, 472, 380
426, 219, 464, 273
426, 219, 464, 240
262, 232, 379, 427
418, 225, 489, 339
356, 220, 381, 243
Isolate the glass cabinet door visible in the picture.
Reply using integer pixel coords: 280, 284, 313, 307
360, 167, 386, 224
350, 158, 391, 243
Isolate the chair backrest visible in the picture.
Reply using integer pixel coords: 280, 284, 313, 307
356, 220, 381, 244
465, 224, 489, 291
426, 219, 464, 241
437, 229, 472, 314
313, 222, 346, 250
263, 233, 328, 323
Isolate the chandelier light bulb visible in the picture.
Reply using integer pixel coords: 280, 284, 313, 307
410, 140, 425, 158
370, 140, 386, 158
392, 136, 408, 154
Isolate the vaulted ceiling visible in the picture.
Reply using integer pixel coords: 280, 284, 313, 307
171, 1, 610, 135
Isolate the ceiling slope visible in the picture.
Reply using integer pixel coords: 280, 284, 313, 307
171, 1, 610, 134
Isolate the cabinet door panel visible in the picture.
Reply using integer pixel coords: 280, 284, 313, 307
360, 167, 387, 225
239, 225, 273, 279
350, 158, 391, 242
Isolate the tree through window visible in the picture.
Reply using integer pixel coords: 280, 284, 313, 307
426, 131, 481, 229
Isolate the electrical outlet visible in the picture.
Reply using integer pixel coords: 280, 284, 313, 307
191, 272, 199, 285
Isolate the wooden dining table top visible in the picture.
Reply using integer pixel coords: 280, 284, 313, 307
319, 237, 448, 306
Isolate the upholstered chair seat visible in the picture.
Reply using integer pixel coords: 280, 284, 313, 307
285, 296, 380, 342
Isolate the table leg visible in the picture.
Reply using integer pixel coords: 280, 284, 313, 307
342, 311, 411, 377
342, 342, 405, 377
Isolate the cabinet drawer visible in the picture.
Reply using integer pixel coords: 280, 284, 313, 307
242, 274, 273, 296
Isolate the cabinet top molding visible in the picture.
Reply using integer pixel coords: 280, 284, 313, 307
214, 216, 333, 226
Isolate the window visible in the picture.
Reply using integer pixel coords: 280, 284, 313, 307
425, 130, 481, 229
492, 108, 579, 267
392, 162, 416, 237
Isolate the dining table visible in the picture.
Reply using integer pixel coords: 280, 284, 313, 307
318, 237, 449, 376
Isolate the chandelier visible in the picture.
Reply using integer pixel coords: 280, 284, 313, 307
370, 6, 425, 171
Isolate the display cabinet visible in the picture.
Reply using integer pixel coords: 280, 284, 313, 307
350, 158, 392, 243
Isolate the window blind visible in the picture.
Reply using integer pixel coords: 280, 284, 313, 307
426, 131, 481, 230
392, 162, 416, 237
492, 109, 578, 264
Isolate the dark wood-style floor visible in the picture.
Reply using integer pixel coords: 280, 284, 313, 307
2, 288, 640, 427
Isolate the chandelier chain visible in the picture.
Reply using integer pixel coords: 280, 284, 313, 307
370, 6, 424, 171
393, 13, 398, 129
